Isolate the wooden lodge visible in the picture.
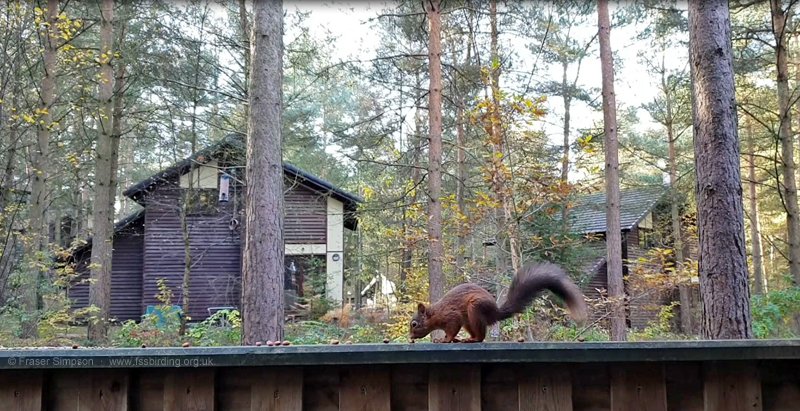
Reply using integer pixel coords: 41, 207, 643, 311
567, 187, 698, 331
67, 135, 362, 321
1, 340, 799, 410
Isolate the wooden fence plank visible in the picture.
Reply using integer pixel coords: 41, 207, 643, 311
164, 369, 215, 411
610, 363, 667, 411
703, 362, 762, 411
571, 364, 609, 411
216, 368, 250, 411
429, 364, 480, 411
250, 367, 302, 411
303, 366, 340, 411
391, 365, 428, 411
340, 367, 390, 411
482, 364, 519, 411
0, 370, 42, 411
130, 372, 163, 411
764, 382, 800, 411
519, 365, 572, 411
665, 362, 703, 411
71, 370, 129, 411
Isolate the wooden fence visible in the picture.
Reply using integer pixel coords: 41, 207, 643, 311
0, 340, 799, 410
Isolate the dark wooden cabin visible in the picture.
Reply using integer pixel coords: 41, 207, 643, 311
68, 135, 362, 322
568, 187, 698, 330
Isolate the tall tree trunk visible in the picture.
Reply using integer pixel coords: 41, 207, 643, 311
688, 0, 754, 339
560, 59, 572, 230
22, 0, 59, 339
771, 0, 800, 285
88, 0, 115, 343
662, 59, 683, 264
426, 0, 445, 324
109, 23, 126, 216
0, 82, 19, 299
598, 0, 626, 341
488, 0, 521, 275
239, 0, 250, 123
746, 116, 765, 295
661, 51, 692, 333
401, 75, 424, 285
243, 0, 284, 344
449, 36, 471, 278
180, 9, 208, 336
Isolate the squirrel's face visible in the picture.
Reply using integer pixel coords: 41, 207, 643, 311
409, 302, 432, 339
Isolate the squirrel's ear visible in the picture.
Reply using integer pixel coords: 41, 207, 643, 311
417, 303, 426, 314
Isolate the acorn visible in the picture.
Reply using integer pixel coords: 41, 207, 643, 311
383, 338, 390, 344
331, 340, 340, 345
517, 337, 525, 343
345, 341, 353, 345
408, 339, 415, 344
282, 341, 291, 346
255, 342, 262, 347
71, 344, 78, 349
141, 344, 147, 348
182, 342, 191, 348
577, 337, 586, 342
266, 340, 273, 346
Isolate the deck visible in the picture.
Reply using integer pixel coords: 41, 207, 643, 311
0, 339, 799, 410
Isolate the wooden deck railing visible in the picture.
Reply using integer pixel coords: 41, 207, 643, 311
0, 340, 799, 410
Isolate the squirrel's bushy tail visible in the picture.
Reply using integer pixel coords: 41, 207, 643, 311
497, 262, 588, 322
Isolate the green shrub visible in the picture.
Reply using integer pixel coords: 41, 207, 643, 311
188, 310, 241, 346
751, 287, 800, 339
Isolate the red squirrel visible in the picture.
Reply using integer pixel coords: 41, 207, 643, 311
409, 262, 588, 343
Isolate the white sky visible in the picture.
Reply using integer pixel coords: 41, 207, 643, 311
288, 2, 687, 178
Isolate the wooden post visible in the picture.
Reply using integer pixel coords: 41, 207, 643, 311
429, 365, 480, 411
251, 368, 302, 411
703, 362, 762, 411
520, 366, 573, 411
340, 367, 390, 411
610, 363, 667, 411
0, 371, 42, 411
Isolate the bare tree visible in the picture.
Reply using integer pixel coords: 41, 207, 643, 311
242, 0, 285, 344
426, 0, 445, 341
597, 0, 626, 341
688, 0, 753, 339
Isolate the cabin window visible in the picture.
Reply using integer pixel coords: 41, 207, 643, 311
638, 228, 659, 248
180, 161, 219, 189
183, 188, 219, 215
